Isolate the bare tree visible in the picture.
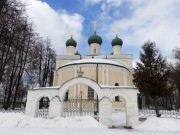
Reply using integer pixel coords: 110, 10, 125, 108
0, 0, 56, 109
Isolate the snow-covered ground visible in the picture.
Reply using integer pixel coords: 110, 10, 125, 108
0, 112, 180, 135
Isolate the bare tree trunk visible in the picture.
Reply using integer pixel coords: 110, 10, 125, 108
153, 97, 161, 117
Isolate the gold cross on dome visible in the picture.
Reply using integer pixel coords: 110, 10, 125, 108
93, 21, 96, 32
70, 27, 74, 37
115, 25, 119, 36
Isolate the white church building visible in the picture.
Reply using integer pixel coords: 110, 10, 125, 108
25, 24, 139, 128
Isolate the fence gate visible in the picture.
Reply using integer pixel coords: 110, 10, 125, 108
63, 99, 99, 120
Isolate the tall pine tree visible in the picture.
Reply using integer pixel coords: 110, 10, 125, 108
133, 41, 172, 117
171, 48, 180, 108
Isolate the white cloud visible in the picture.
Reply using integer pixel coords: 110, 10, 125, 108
21, 0, 84, 55
85, 0, 123, 5
19, 0, 180, 58
132, 59, 141, 68
84, 0, 104, 5
95, 0, 180, 57
85, 0, 123, 11
167, 58, 177, 66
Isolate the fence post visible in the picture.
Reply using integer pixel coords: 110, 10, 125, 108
49, 97, 62, 118
99, 97, 112, 127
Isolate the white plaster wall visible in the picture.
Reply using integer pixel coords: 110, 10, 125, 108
67, 46, 75, 55
25, 77, 139, 128
90, 43, 100, 55
98, 87, 138, 127
25, 89, 59, 117
58, 77, 103, 100
125, 92, 139, 127
49, 96, 63, 118
99, 97, 112, 127
113, 45, 121, 55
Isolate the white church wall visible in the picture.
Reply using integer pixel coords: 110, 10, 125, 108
49, 96, 63, 118
99, 97, 112, 127
25, 89, 59, 117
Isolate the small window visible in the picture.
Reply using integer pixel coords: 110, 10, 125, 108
115, 83, 119, 86
64, 90, 69, 101
94, 49, 96, 54
115, 96, 120, 102
88, 86, 94, 99
39, 97, 50, 109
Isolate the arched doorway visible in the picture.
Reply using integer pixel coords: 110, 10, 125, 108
38, 97, 50, 118
59, 77, 103, 120
62, 84, 99, 119
111, 95, 126, 128
109, 89, 139, 128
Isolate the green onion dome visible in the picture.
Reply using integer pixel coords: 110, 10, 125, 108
88, 32, 102, 45
111, 36, 123, 46
66, 36, 77, 47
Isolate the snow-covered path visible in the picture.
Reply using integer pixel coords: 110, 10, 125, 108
112, 112, 126, 127
0, 112, 180, 135
1, 127, 180, 135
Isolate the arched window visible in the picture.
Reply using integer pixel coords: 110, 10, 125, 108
88, 86, 94, 99
115, 96, 120, 102
39, 97, 50, 109
115, 82, 119, 86
94, 49, 96, 54
64, 90, 69, 101
114, 83, 120, 101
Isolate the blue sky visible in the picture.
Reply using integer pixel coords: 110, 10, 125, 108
21, 0, 180, 62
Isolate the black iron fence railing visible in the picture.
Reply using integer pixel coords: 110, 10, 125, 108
0, 102, 26, 110
139, 109, 180, 118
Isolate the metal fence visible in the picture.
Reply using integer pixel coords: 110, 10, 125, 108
0, 108, 25, 113
1, 107, 180, 120
0, 102, 26, 109
139, 109, 180, 118
0, 102, 26, 113
62, 99, 99, 120
38, 108, 49, 119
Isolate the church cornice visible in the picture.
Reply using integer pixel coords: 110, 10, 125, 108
56, 62, 131, 73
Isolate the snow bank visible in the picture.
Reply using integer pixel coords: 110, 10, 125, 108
0, 113, 106, 129
1, 112, 180, 134
135, 117, 180, 132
